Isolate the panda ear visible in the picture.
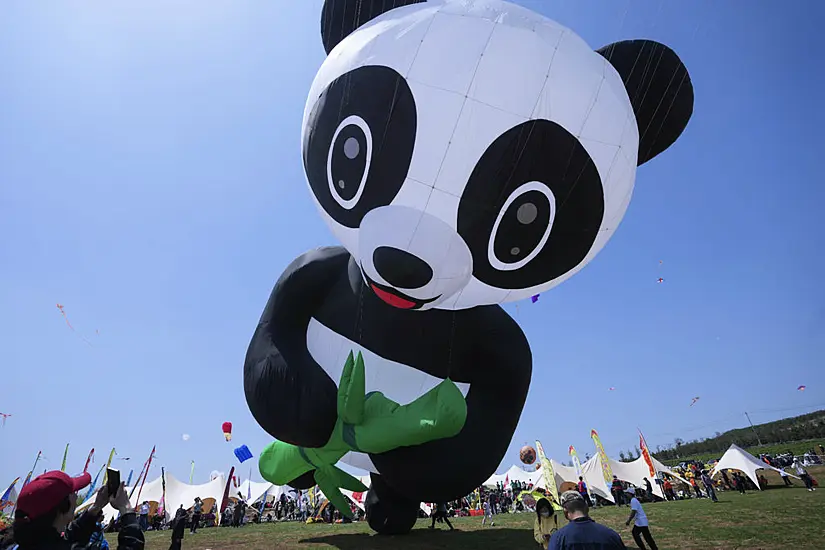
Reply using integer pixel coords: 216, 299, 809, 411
321, 0, 427, 55
596, 40, 694, 166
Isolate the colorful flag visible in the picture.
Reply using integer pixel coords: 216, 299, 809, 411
102, 448, 116, 488
83, 448, 95, 474
535, 440, 561, 509
568, 445, 592, 499
21, 451, 42, 490
0, 477, 20, 513
247, 467, 252, 500
158, 467, 167, 517
126, 469, 134, 487
189, 461, 195, 484
258, 488, 269, 517
218, 467, 236, 525
82, 465, 106, 504
590, 429, 614, 485
61, 444, 70, 473
134, 446, 156, 504
639, 430, 656, 478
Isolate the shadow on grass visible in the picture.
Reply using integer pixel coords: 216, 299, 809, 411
301, 527, 533, 549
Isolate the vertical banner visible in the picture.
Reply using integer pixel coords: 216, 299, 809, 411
535, 440, 561, 509
61, 444, 70, 473
0, 477, 20, 513
82, 464, 106, 503
218, 466, 236, 525
83, 448, 95, 474
247, 467, 252, 501
102, 448, 116, 488
638, 430, 656, 478
258, 488, 269, 517
569, 445, 592, 500
21, 451, 42, 490
159, 467, 167, 517
133, 446, 156, 504
590, 430, 614, 485
126, 469, 134, 487
189, 461, 195, 484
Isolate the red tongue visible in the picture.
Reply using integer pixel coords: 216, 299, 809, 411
370, 284, 416, 309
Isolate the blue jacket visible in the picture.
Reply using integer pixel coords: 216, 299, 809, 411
549, 517, 626, 550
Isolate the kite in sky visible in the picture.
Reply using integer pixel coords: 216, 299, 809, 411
657, 278, 664, 284
531, 294, 540, 303
0, 413, 10, 427
182, 434, 191, 442
609, 387, 616, 391
56, 303, 94, 346
797, 385, 806, 392
690, 396, 700, 407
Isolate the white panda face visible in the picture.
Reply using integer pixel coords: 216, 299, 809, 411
302, 0, 639, 310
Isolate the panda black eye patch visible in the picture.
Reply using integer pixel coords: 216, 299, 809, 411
457, 120, 605, 290
303, 65, 417, 228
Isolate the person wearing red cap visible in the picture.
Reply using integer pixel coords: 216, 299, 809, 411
10, 470, 144, 549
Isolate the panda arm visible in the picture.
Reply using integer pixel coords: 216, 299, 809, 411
369, 306, 532, 501
244, 246, 350, 448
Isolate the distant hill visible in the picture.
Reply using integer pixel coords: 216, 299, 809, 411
650, 409, 825, 464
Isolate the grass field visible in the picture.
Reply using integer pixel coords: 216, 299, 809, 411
115, 469, 825, 550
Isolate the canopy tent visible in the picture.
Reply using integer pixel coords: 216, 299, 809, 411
483, 464, 539, 487
76, 473, 231, 524
231, 480, 284, 506
607, 456, 690, 498
710, 444, 800, 490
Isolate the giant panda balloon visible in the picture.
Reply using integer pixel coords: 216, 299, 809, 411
246, 0, 693, 534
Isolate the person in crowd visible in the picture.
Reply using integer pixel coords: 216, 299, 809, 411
643, 478, 653, 501
733, 472, 746, 494
758, 474, 768, 489
190, 497, 202, 534
11, 471, 143, 550
689, 477, 703, 498
533, 497, 557, 550
137, 502, 150, 532
720, 470, 732, 490
700, 471, 718, 502
662, 479, 676, 501
610, 476, 624, 507
169, 505, 187, 550
794, 460, 816, 491
779, 466, 793, 486
625, 488, 657, 550
232, 499, 246, 527
576, 477, 591, 506
482, 495, 495, 527
549, 491, 625, 550
428, 502, 454, 531
87, 510, 109, 550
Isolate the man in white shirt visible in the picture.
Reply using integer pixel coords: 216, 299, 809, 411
625, 488, 658, 550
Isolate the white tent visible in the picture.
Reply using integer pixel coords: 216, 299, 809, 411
483, 464, 538, 487
77, 473, 231, 524
710, 444, 799, 490
607, 456, 690, 498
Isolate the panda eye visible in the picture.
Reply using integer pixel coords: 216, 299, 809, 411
327, 115, 373, 209
488, 183, 555, 271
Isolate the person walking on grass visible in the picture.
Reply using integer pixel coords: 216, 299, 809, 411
779, 467, 793, 486
700, 471, 718, 502
794, 460, 816, 492
428, 502, 454, 531
532, 497, 557, 550
481, 496, 494, 527
549, 491, 625, 550
610, 476, 624, 507
625, 488, 657, 550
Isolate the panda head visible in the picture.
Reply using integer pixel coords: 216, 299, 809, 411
303, 0, 693, 311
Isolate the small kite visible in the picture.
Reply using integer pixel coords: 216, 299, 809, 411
690, 396, 700, 407
56, 304, 94, 346
531, 294, 540, 303
182, 434, 191, 442
658, 260, 663, 266
797, 385, 806, 392
222, 422, 232, 442
608, 387, 616, 391
0, 413, 11, 427
234, 445, 253, 464
657, 278, 664, 284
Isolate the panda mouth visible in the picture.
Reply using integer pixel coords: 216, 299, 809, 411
362, 270, 440, 310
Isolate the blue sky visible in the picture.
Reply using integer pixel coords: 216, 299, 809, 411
1, 0, 823, 486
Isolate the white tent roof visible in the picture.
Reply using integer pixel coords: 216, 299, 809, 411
483, 464, 539, 487
710, 444, 799, 490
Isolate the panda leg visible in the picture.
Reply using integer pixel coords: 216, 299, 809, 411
365, 473, 420, 535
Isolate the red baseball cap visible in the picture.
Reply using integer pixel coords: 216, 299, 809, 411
16, 471, 92, 519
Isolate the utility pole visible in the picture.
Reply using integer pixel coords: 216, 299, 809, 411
745, 412, 763, 446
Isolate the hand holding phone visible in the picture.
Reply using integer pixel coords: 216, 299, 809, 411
106, 468, 120, 499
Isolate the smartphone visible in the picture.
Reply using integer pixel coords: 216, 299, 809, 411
106, 468, 120, 497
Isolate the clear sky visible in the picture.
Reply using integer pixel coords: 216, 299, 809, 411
1, 0, 823, 486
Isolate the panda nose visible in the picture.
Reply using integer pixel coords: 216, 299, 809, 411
373, 246, 433, 289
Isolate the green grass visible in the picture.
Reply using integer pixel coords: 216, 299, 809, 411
657, 439, 825, 466
112, 468, 825, 550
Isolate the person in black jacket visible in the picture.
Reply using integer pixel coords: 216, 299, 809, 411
11, 470, 143, 550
